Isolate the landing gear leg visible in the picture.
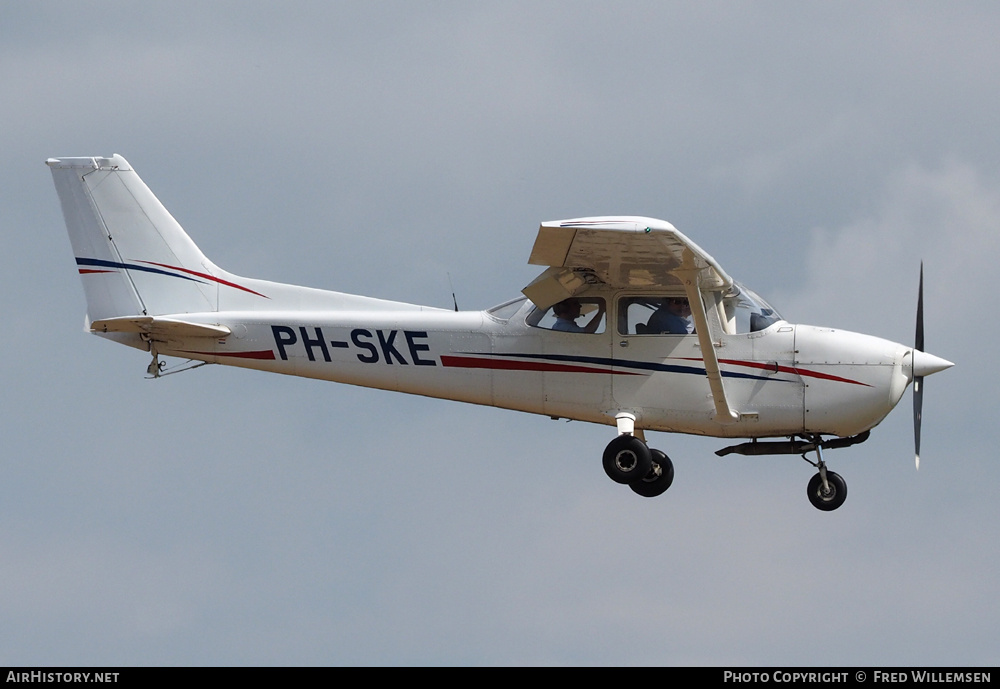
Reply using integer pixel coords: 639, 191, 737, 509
803, 438, 848, 511
145, 344, 164, 378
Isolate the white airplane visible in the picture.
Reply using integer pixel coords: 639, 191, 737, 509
48, 154, 953, 511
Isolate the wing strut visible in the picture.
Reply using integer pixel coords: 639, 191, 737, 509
679, 254, 739, 424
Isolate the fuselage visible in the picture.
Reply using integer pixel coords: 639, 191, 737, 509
46, 154, 920, 442
122, 291, 913, 441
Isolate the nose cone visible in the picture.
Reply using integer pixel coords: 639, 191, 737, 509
911, 350, 954, 378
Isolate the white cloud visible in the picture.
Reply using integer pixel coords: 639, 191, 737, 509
775, 160, 1000, 344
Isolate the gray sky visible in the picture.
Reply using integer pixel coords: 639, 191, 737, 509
2, 1, 997, 665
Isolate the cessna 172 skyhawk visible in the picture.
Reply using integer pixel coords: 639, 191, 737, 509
48, 155, 953, 511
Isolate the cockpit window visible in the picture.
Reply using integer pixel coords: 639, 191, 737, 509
527, 297, 606, 334
618, 296, 694, 335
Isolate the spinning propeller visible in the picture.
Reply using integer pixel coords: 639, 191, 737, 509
910, 262, 954, 469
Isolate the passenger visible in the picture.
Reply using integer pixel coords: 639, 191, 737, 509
552, 298, 605, 333
647, 297, 694, 334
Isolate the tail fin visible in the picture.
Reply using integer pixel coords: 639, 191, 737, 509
48, 155, 221, 321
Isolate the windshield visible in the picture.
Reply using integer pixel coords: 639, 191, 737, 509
486, 296, 528, 321
727, 283, 783, 333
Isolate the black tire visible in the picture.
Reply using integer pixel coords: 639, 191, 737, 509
807, 471, 848, 511
602, 435, 652, 484
630, 449, 674, 498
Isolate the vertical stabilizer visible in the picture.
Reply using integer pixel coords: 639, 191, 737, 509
47, 155, 219, 320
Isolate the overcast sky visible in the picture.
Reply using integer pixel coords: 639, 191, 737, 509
2, 1, 997, 666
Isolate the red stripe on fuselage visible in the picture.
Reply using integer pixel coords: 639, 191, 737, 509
677, 357, 872, 387
181, 349, 276, 360
441, 355, 641, 375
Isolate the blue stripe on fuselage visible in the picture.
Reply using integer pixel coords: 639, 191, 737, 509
494, 352, 791, 382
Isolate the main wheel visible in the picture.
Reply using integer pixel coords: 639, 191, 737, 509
630, 449, 674, 498
807, 471, 847, 511
602, 435, 652, 484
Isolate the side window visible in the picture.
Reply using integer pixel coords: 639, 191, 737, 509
618, 296, 694, 335
527, 298, 606, 334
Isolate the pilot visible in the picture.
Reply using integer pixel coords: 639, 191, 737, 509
647, 297, 694, 334
552, 298, 605, 333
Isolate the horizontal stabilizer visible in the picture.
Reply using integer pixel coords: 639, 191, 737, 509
90, 316, 231, 339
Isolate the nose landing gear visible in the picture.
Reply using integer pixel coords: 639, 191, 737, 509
807, 470, 847, 511
803, 438, 848, 511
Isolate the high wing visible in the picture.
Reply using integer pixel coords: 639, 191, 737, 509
522, 216, 732, 308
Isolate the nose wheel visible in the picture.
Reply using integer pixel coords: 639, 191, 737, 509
802, 437, 848, 511
807, 470, 847, 511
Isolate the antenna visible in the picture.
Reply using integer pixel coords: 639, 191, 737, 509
447, 272, 459, 312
